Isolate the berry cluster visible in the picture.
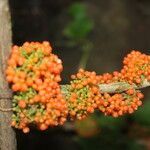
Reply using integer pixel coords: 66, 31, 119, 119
6, 42, 68, 133
121, 51, 150, 84
68, 70, 145, 118
98, 51, 150, 85
97, 51, 149, 117
6, 42, 149, 133
68, 51, 149, 118
65, 69, 101, 120
98, 90, 144, 117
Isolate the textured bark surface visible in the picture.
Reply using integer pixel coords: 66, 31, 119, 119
0, 0, 17, 150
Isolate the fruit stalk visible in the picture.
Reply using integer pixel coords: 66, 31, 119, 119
61, 79, 150, 95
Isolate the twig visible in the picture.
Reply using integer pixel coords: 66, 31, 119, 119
98, 79, 150, 93
61, 79, 150, 95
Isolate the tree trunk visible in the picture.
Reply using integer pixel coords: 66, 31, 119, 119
0, 0, 17, 150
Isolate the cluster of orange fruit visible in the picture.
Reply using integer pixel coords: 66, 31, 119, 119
67, 51, 149, 118
6, 42, 68, 133
66, 69, 101, 120
95, 51, 150, 117
121, 50, 150, 83
6, 42, 149, 133
68, 71, 144, 119
98, 90, 144, 117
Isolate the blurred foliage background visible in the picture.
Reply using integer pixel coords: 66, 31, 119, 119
9, 0, 150, 149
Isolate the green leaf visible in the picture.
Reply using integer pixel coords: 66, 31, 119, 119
68, 2, 86, 19
64, 2, 94, 40
64, 18, 93, 40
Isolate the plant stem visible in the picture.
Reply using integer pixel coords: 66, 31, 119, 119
61, 79, 150, 95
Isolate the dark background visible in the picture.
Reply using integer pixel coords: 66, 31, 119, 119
9, 0, 150, 150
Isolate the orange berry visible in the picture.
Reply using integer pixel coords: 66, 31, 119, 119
39, 124, 48, 131
23, 127, 30, 133
18, 100, 26, 108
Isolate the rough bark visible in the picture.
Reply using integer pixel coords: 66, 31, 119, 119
0, 0, 17, 150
